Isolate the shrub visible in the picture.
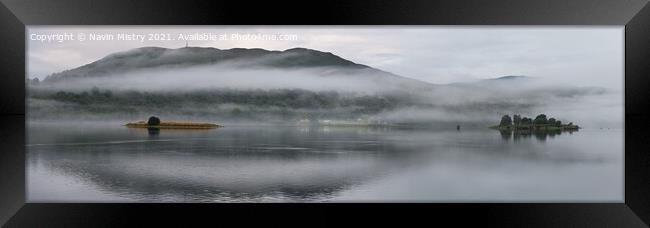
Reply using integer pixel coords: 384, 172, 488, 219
533, 114, 548, 125
513, 114, 521, 126
500, 115, 512, 127
147, 116, 161, 125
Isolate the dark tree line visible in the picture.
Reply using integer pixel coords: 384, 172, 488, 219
500, 113, 564, 127
31, 87, 413, 114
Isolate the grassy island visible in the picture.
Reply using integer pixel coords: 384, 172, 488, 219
489, 114, 579, 131
126, 116, 222, 129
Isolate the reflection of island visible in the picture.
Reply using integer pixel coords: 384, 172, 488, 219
499, 128, 578, 141
147, 127, 160, 136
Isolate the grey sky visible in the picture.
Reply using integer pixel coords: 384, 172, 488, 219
27, 26, 623, 89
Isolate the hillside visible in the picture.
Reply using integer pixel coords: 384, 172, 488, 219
42, 47, 429, 89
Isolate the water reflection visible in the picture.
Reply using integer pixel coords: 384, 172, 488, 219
27, 122, 621, 202
29, 125, 415, 202
147, 127, 160, 136
499, 128, 579, 142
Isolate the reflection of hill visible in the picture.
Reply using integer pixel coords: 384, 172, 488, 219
28, 125, 421, 202
38, 152, 373, 202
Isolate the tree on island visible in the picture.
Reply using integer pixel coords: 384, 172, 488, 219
500, 115, 512, 127
513, 114, 521, 127
147, 116, 161, 125
533, 114, 548, 125
494, 113, 578, 131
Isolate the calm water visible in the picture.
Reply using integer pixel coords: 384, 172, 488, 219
27, 121, 623, 202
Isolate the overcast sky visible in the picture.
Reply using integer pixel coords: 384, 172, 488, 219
27, 26, 623, 89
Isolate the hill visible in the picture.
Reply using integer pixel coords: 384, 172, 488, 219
42, 46, 431, 91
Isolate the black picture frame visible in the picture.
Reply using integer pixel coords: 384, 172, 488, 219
1, 0, 649, 226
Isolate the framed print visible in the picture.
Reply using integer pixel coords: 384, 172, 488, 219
1, 0, 649, 226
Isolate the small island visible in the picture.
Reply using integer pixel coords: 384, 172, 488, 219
126, 116, 222, 129
489, 114, 580, 131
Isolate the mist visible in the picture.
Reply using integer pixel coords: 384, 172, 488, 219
38, 64, 427, 94
27, 62, 622, 129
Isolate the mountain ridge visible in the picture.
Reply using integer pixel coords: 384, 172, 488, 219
43, 46, 384, 82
